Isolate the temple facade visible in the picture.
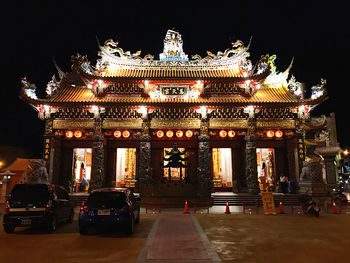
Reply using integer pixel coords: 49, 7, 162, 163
21, 30, 331, 204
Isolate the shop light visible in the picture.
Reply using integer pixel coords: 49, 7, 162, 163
176, 130, 183, 138
65, 130, 74, 139
275, 130, 283, 138
166, 130, 174, 138
228, 130, 236, 138
113, 130, 122, 138
266, 130, 275, 138
185, 130, 193, 138
74, 130, 82, 138
156, 130, 164, 138
122, 130, 130, 138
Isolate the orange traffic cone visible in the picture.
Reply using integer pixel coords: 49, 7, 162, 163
225, 200, 231, 214
279, 201, 284, 214
332, 201, 338, 214
184, 200, 189, 214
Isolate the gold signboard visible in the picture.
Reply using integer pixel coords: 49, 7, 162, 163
151, 119, 200, 129
103, 120, 142, 129
256, 120, 295, 129
52, 120, 94, 129
209, 119, 248, 129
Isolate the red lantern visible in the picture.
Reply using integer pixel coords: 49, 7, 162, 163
122, 130, 130, 138
74, 130, 82, 138
156, 130, 164, 138
176, 130, 183, 138
113, 130, 121, 138
166, 130, 174, 138
65, 130, 73, 139
266, 130, 275, 138
228, 130, 236, 138
275, 130, 283, 138
219, 130, 227, 138
185, 130, 193, 138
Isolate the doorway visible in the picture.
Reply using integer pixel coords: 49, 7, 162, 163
212, 148, 233, 190
115, 148, 137, 188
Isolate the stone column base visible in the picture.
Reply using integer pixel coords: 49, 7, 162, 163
299, 182, 328, 196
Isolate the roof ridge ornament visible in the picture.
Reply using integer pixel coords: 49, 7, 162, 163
21, 77, 37, 99
159, 30, 188, 61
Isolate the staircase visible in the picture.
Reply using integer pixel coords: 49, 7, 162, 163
212, 193, 300, 206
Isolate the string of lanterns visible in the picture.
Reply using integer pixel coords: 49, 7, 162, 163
65, 129, 284, 139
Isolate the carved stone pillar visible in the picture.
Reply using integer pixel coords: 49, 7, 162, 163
245, 119, 259, 194
43, 119, 54, 181
198, 118, 212, 194
245, 135, 259, 194
90, 118, 104, 190
51, 136, 62, 185
138, 120, 152, 191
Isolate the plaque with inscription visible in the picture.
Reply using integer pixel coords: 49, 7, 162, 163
160, 85, 188, 96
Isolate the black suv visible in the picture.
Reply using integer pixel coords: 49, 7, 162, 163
79, 188, 140, 235
3, 184, 74, 233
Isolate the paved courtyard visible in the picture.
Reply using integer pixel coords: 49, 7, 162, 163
0, 207, 349, 263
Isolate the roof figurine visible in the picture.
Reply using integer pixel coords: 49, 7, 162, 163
159, 30, 188, 61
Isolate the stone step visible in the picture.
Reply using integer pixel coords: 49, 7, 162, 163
213, 194, 300, 206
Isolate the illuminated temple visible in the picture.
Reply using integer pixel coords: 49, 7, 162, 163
21, 30, 335, 204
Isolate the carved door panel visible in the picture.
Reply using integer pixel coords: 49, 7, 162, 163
151, 148, 162, 183
61, 147, 73, 190
106, 147, 116, 187
186, 148, 198, 184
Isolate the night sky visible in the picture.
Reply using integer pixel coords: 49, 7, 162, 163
1, 1, 349, 158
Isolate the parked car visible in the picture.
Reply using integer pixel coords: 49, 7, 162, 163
3, 184, 74, 233
78, 188, 141, 235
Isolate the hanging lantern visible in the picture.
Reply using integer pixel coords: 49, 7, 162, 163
266, 130, 275, 138
176, 130, 183, 138
74, 130, 82, 138
185, 130, 193, 138
122, 130, 130, 138
156, 130, 164, 138
275, 130, 283, 138
228, 130, 236, 138
65, 130, 73, 139
219, 130, 227, 138
113, 130, 122, 138
166, 130, 174, 138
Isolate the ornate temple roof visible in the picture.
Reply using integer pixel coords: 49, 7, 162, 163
20, 30, 327, 110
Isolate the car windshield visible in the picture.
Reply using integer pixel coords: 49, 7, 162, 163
88, 191, 127, 209
10, 184, 50, 203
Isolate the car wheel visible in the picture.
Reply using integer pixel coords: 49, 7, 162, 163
47, 217, 57, 232
4, 223, 15, 233
127, 214, 134, 234
79, 226, 88, 235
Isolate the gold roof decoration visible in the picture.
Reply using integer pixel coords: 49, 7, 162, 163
20, 30, 327, 111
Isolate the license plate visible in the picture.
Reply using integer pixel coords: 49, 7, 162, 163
21, 219, 31, 225
98, 209, 110, 216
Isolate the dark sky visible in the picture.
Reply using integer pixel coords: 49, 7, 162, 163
1, 1, 349, 157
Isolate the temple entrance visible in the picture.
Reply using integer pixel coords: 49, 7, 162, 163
72, 148, 92, 192
212, 148, 233, 191
256, 148, 276, 192
115, 148, 136, 188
